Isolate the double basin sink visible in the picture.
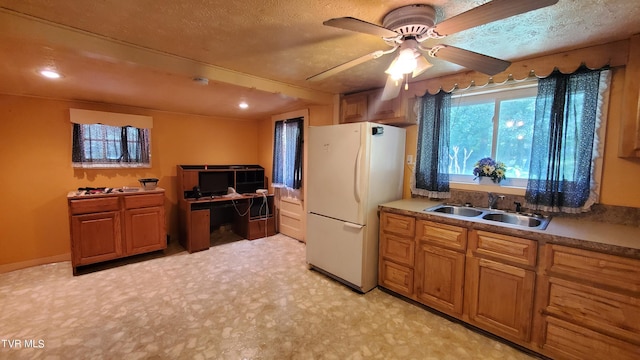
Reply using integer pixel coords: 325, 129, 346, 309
425, 204, 551, 230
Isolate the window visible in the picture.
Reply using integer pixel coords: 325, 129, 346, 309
272, 118, 303, 189
414, 67, 610, 213
448, 83, 537, 187
72, 124, 150, 167
70, 109, 152, 168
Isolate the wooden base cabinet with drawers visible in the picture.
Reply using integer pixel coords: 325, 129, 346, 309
378, 209, 640, 359
536, 244, 640, 360
379, 212, 415, 297
68, 190, 166, 274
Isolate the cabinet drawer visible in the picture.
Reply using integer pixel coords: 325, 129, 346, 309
544, 277, 640, 345
379, 259, 414, 297
380, 233, 414, 266
123, 193, 164, 209
69, 197, 120, 215
469, 230, 537, 267
542, 316, 639, 360
380, 212, 415, 237
417, 220, 467, 252
544, 245, 640, 294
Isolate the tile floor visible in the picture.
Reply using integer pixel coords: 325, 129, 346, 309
0, 234, 539, 359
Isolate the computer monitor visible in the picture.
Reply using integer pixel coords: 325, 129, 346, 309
198, 171, 233, 196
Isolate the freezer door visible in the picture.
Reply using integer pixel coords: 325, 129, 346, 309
307, 123, 366, 225
306, 213, 364, 288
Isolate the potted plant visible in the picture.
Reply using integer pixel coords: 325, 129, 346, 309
473, 157, 506, 184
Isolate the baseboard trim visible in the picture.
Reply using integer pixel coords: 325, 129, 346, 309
0, 253, 71, 274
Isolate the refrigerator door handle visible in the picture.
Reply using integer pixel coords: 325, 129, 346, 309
354, 143, 362, 204
343, 222, 364, 230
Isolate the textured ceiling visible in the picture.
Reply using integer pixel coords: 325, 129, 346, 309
0, 0, 639, 119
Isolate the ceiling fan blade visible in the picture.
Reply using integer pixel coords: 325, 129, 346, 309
307, 50, 386, 81
431, 45, 510, 75
381, 76, 402, 101
412, 55, 433, 78
324, 17, 399, 38
433, 0, 559, 36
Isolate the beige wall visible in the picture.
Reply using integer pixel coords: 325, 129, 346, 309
0, 95, 261, 268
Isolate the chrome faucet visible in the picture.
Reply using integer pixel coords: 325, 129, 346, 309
488, 193, 504, 210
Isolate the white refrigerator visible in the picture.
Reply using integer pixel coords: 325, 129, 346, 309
306, 122, 406, 293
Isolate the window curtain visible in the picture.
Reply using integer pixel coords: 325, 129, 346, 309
272, 117, 303, 189
412, 91, 451, 198
524, 67, 609, 213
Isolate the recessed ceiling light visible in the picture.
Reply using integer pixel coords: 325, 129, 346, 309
39, 69, 61, 79
239, 102, 249, 109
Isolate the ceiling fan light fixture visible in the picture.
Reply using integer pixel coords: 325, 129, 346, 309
385, 48, 418, 80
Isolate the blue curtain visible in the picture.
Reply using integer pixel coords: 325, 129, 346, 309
272, 117, 303, 189
413, 91, 451, 198
525, 67, 602, 213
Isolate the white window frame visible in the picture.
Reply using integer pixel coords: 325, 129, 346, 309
448, 81, 538, 194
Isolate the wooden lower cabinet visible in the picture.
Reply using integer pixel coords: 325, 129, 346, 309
378, 210, 640, 360
68, 191, 166, 273
465, 256, 536, 342
415, 242, 465, 315
188, 209, 211, 253
379, 212, 415, 297
379, 259, 414, 296
414, 220, 467, 316
124, 206, 165, 255
70, 211, 123, 266
536, 244, 640, 359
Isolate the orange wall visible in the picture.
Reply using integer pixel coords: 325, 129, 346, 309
0, 94, 261, 266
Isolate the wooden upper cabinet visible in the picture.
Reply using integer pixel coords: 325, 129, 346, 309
367, 90, 406, 122
619, 34, 640, 158
340, 90, 415, 125
341, 93, 368, 123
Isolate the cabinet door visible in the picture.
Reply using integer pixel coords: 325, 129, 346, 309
124, 206, 166, 255
414, 242, 465, 316
367, 90, 405, 121
341, 93, 368, 123
70, 211, 122, 266
466, 257, 536, 342
189, 209, 211, 253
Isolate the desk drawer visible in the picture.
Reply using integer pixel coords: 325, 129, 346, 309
69, 197, 120, 215
124, 193, 164, 209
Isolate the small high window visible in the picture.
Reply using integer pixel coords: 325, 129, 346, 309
70, 109, 152, 168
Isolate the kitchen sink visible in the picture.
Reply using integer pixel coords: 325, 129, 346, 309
481, 212, 549, 229
427, 205, 483, 217
424, 204, 551, 230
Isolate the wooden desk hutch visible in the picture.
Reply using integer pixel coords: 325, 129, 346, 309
177, 165, 276, 253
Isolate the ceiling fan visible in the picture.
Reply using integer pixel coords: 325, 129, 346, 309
307, 0, 559, 100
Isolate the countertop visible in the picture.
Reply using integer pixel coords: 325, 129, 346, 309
379, 198, 640, 259
67, 187, 165, 199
